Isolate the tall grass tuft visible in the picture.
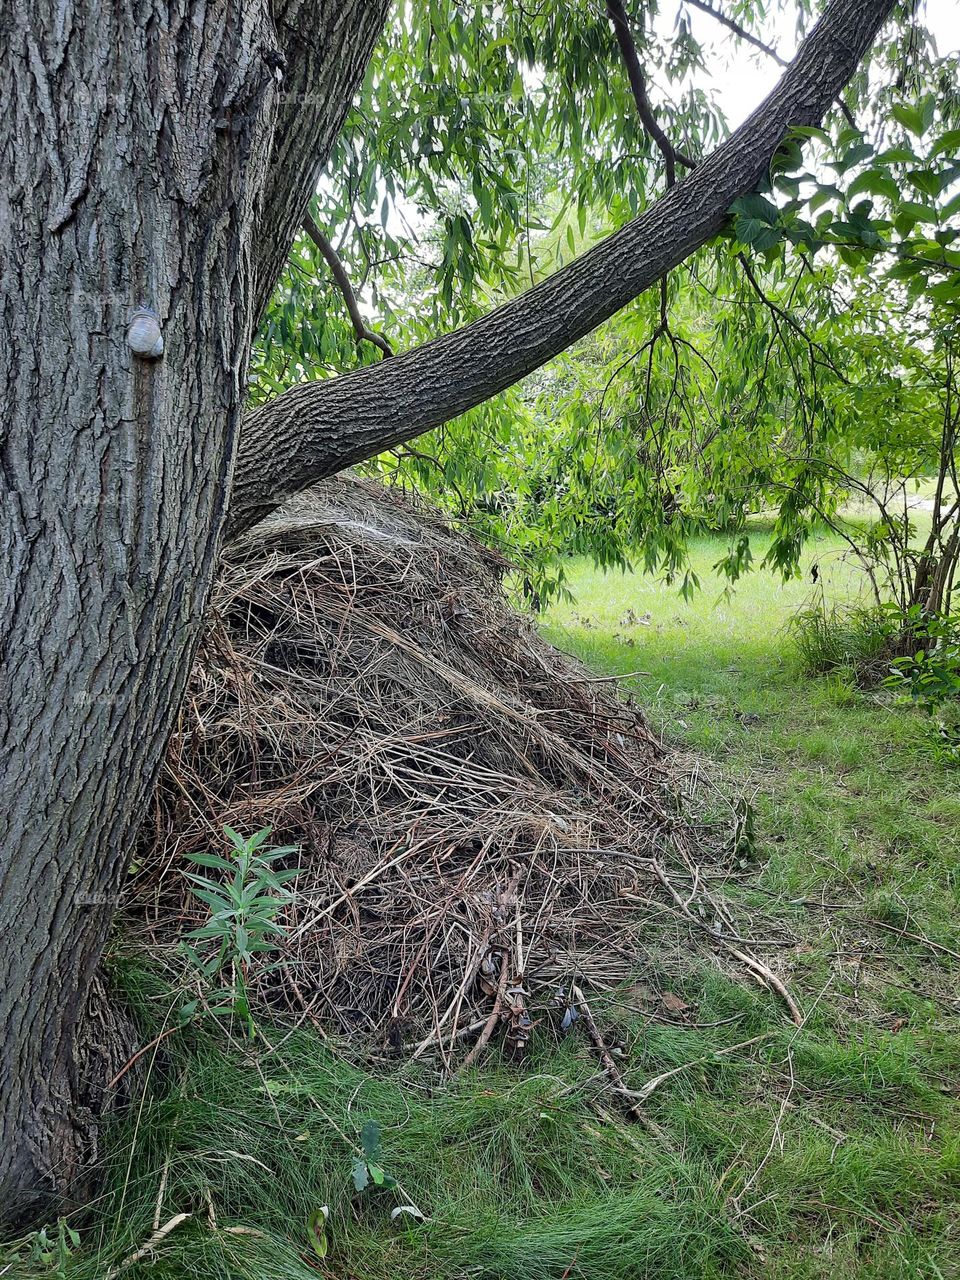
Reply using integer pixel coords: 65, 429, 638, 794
790, 602, 900, 685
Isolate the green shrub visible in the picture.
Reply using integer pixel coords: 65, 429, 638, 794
790, 602, 900, 685
883, 606, 960, 708
792, 601, 960, 698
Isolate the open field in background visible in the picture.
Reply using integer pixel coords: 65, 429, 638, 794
539, 524, 960, 1274
5, 523, 958, 1280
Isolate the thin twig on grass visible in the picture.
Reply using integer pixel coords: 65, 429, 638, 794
103, 1214, 192, 1280
630, 1031, 774, 1104
865, 918, 960, 963
571, 984, 644, 1117
107, 1026, 181, 1091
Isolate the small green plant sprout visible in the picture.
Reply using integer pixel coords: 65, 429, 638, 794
180, 825, 299, 1038
352, 1119, 397, 1193
20, 1218, 80, 1277
307, 1204, 330, 1259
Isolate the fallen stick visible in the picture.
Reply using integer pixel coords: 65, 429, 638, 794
410, 925, 493, 1061
726, 947, 803, 1026
630, 1032, 774, 1104
641, 860, 804, 1026
103, 1213, 192, 1280
571, 984, 644, 1117
865, 918, 960, 963
153, 1151, 171, 1232
460, 954, 509, 1072
107, 1026, 181, 1090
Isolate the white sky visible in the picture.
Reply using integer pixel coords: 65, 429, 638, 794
681, 0, 959, 130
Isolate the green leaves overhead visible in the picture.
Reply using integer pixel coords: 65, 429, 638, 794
730, 192, 785, 251
769, 110, 960, 302
253, 0, 730, 397
252, 3, 959, 602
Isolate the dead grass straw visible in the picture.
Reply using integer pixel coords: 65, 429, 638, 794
128, 476, 796, 1064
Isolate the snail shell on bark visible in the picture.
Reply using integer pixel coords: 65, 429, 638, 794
127, 307, 164, 359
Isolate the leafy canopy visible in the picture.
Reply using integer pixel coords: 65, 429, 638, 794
253, 1, 960, 602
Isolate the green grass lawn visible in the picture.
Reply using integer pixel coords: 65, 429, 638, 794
543, 526, 960, 955
4, 527, 958, 1280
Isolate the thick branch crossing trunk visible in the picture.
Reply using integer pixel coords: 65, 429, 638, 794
229, 0, 897, 538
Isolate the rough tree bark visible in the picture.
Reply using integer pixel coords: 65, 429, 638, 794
0, 0, 894, 1225
0, 0, 386, 1223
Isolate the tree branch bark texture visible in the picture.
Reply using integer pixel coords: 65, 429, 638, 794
229, 0, 897, 539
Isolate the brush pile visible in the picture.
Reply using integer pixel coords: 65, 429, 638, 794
130, 475, 791, 1065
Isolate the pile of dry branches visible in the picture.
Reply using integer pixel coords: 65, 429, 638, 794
129, 475, 797, 1068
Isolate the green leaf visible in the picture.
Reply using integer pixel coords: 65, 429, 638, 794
885, 259, 923, 280
932, 128, 960, 157
846, 169, 899, 203
892, 102, 926, 137
352, 1159, 370, 1192
904, 200, 939, 224
735, 217, 782, 251
787, 125, 830, 145
907, 169, 944, 199
307, 1207, 329, 1259
929, 279, 960, 305
178, 1000, 199, 1024
836, 141, 873, 173
360, 1119, 381, 1160
185, 886, 234, 915
184, 852, 235, 873
875, 145, 918, 165
808, 184, 841, 213
732, 192, 780, 225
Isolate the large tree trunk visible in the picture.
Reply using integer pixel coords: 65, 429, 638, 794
0, 0, 895, 1226
0, 0, 384, 1224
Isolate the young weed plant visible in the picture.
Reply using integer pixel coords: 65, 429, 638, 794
181, 825, 299, 1038
352, 1119, 397, 1195
3, 1219, 81, 1279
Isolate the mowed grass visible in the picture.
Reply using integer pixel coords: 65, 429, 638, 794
4, 525, 958, 1280
542, 525, 960, 959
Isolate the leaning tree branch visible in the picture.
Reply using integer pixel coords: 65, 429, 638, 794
228, 0, 896, 539
302, 212, 394, 359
